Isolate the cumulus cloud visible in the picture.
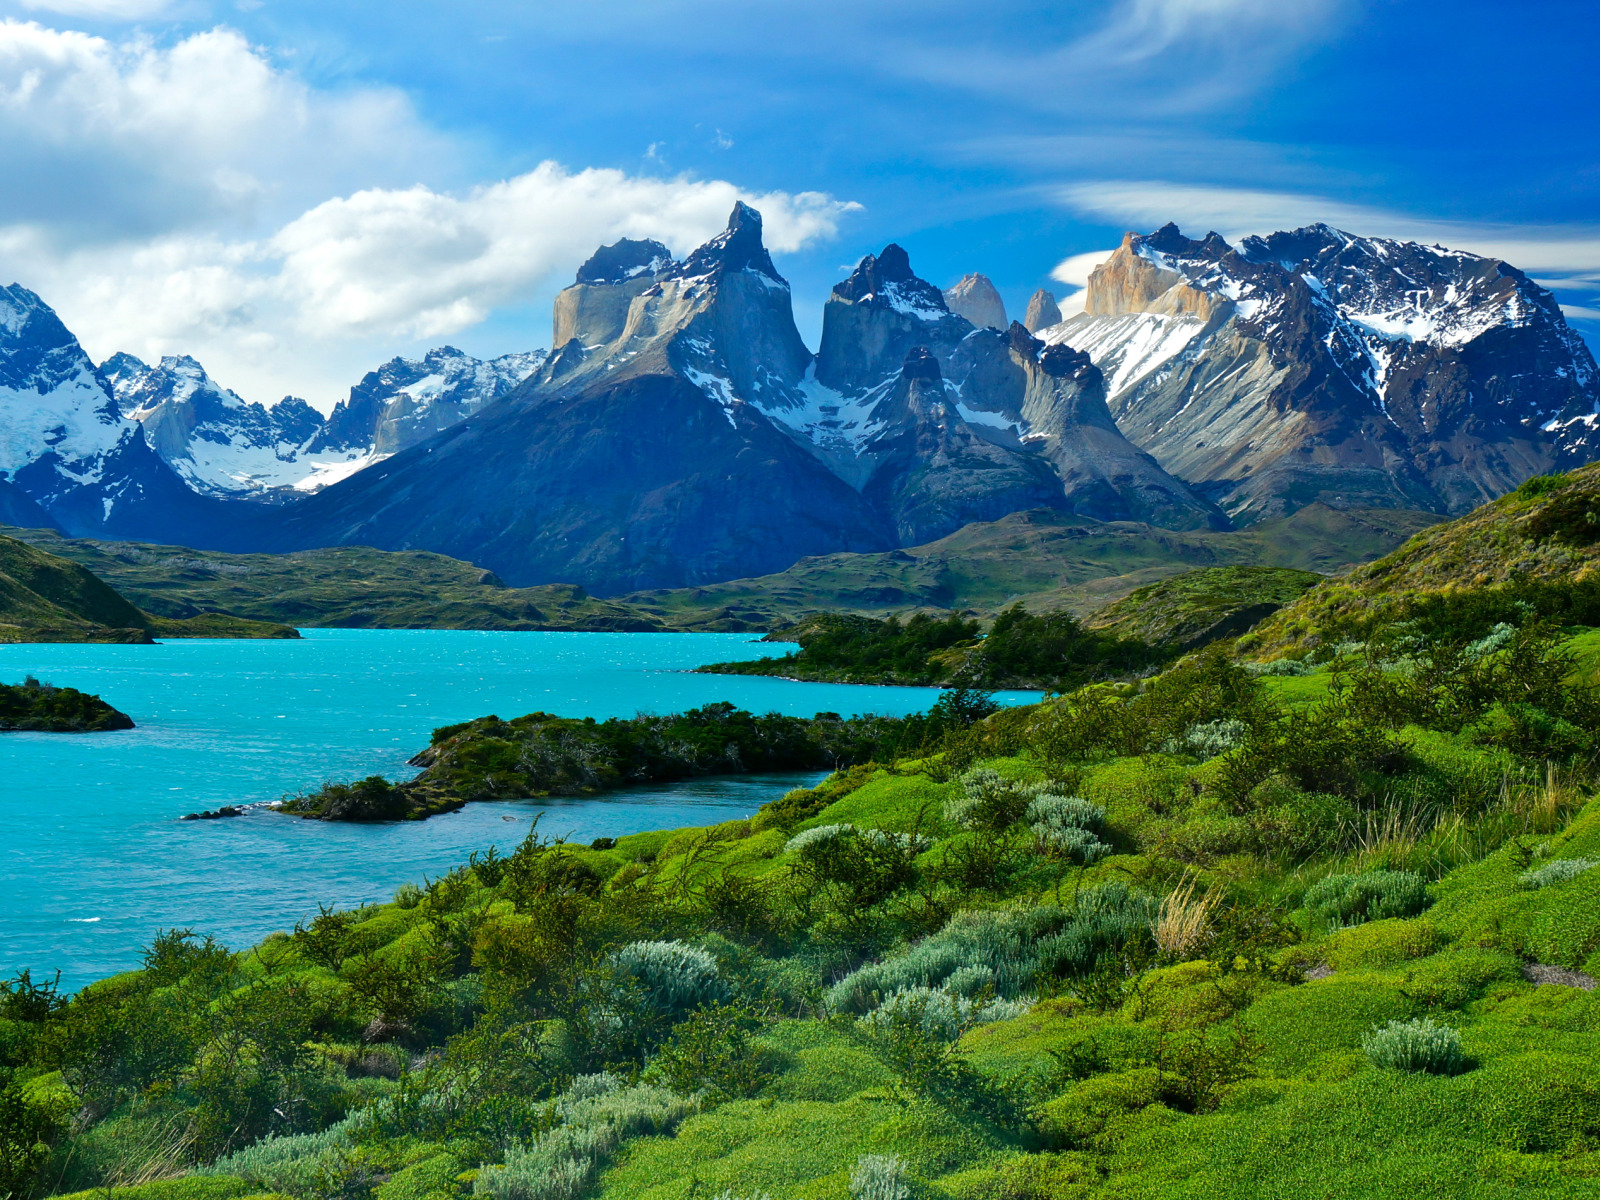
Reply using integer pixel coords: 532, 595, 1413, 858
0, 19, 859, 406
5, 165, 859, 406
0, 19, 450, 237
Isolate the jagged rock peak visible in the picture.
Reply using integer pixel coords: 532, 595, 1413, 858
675, 202, 784, 283
575, 238, 675, 285
1023, 289, 1062, 333
1006, 322, 1094, 380
832, 245, 947, 315
943, 274, 1007, 329
900, 346, 942, 381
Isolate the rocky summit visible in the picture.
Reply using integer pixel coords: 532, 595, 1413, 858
1037, 223, 1600, 521
0, 215, 1596, 592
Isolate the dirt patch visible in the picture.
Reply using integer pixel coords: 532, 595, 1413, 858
1524, 963, 1597, 990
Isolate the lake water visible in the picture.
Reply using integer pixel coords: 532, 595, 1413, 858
0, 630, 1040, 986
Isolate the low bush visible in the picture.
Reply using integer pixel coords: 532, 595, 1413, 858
1361, 1017, 1465, 1075
1520, 856, 1599, 889
476, 1074, 695, 1200
606, 941, 727, 1019
827, 884, 1156, 1015
858, 987, 1032, 1043
850, 1153, 913, 1200
1304, 870, 1429, 929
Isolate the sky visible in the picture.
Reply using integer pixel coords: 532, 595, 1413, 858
0, 0, 1597, 410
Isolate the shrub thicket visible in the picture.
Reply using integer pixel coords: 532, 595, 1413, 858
1362, 1018, 1466, 1075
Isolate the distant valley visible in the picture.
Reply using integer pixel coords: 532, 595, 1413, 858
3, 501, 1437, 637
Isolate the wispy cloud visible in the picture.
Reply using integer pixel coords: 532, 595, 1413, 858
1056, 180, 1600, 277
896, 0, 1349, 117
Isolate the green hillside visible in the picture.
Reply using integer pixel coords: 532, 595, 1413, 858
1247, 464, 1600, 661
4, 575, 1599, 1199
0, 533, 295, 643
628, 504, 1439, 629
1086, 565, 1323, 650
5, 505, 1435, 634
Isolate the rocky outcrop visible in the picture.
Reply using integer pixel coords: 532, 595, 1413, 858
1023, 289, 1062, 333
1007, 326, 1224, 529
943, 274, 1007, 330
263, 206, 888, 593
815, 245, 974, 395
861, 348, 1065, 544
550, 238, 674, 349
1044, 223, 1600, 522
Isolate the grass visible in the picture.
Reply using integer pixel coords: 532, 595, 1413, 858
0, 532, 294, 643
1087, 566, 1322, 650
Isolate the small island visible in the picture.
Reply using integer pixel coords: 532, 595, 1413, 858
0, 676, 134, 732
279, 699, 986, 821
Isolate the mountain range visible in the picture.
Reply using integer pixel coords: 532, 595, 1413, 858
0, 208, 1596, 593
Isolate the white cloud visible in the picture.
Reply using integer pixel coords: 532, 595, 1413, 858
5, 165, 859, 406
1056, 180, 1600, 277
0, 20, 450, 237
0, 19, 859, 407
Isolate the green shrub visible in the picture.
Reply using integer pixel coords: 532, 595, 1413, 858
848, 1152, 913, 1200
1304, 870, 1429, 929
1520, 856, 1599, 889
859, 987, 1031, 1043
826, 884, 1156, 1014
476, 1075, 694, 1200
606, 941, 727, 1019
1362, 1017, 1465, 1075
1164, 718, 1249, 758
946, 767, 1035, 832
1249, 659, 1312, 677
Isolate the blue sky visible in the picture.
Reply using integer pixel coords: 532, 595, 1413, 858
0, 0, 1596, 406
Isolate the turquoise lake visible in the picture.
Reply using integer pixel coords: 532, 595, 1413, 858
0, 630, 1040, 986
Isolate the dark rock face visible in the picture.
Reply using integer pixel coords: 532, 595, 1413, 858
815, 245, 975, 394
1049, 223, 1600, 522
1008, 325, 1225, 530
267, 370, 885, 593
860, 348, 1065, 543
0, 479, 57, 530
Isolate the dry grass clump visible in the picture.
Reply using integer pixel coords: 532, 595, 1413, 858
1152, 874, 1221, 961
